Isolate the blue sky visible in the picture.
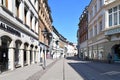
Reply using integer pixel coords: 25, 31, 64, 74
48, 0, 91, 43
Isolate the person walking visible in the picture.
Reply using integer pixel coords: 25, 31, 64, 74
107, 52, 112, 64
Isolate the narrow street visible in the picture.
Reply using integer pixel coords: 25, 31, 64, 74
39, 58, 83, 80
38, 57, 120, 80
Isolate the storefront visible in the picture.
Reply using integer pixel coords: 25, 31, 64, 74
0, 20, 39, 72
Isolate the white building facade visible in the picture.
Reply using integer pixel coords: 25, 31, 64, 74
52, 31, 60, 59
0, 0, 39, 72
66, 43, 75, 57
88, 0, 120, 61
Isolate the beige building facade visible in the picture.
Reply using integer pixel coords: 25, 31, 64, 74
88, 0, 120, 61
39, 0, 53, 63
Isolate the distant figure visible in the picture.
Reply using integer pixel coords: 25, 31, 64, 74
107, 52, 112, 64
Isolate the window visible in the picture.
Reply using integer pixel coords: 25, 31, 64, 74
94, 4, 97, 14
99, 21, 102, 31
108, 5, 120, 27
89, 28, 93, 38
2, 0, 8, 8
24, 8, 27, 24
30, 15, 33, 29
16, 0, 20, 17
119, 5, 120, 24
100, 0, 102, 8
94, 25, 97, 36
90, 10, 93, 20
109, 8, 113, 26
113, 6, 118, 25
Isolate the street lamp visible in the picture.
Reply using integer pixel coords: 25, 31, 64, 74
42, 29, 52, 69
42, 29, 47, 69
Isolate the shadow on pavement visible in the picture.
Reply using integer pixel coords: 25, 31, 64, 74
66, 56, 80, 61
67, 59, 120, 80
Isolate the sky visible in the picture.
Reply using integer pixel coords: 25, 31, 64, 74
48, 0, 91, 43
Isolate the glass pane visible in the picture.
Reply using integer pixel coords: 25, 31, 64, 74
109, 9, 112, 14
109, 15, 112, 26
113, 6, 117, 12
119, 5, 120, 10
114, 12, 117, 25
119, 11, 120, 24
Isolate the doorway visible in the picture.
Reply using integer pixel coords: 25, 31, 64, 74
0, 36, 12, 72
112, 44, 120, 61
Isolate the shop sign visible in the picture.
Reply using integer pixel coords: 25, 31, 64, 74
105, 28, 120, 35
0, 21, 21, 37
30, 37, 34, 42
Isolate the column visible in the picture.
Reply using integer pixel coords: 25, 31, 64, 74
8, 40, 15, 70
19, 1, 24, 22
27, 46, 30, 65
36, 48, 40, 63
19, 44, 24, 67
32, 48, 35, 64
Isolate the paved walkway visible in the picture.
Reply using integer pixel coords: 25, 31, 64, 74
0, 59, 56, 80
39, 58, 83, 80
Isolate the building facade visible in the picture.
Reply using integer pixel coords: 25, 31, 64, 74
59, 34, 67, 58
0, 0, 39, 72
39, 0, 53, 64
87, 0, 120, 61
51, 26, 60, 59
66, 42, 76, 57
78, 7, 88, 60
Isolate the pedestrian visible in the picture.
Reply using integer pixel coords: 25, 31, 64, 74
107, 52, 112, 64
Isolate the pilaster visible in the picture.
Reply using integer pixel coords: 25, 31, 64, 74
32, 17, 35, 31
32, 48, 35, 64
0, 0, 2, 4
19, 44, 24, 67
26, 10, 31, 27
105, 10, 108, 29
8, 0, 13, 12
8, 40, 15, 70
27, 46, 30, 65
